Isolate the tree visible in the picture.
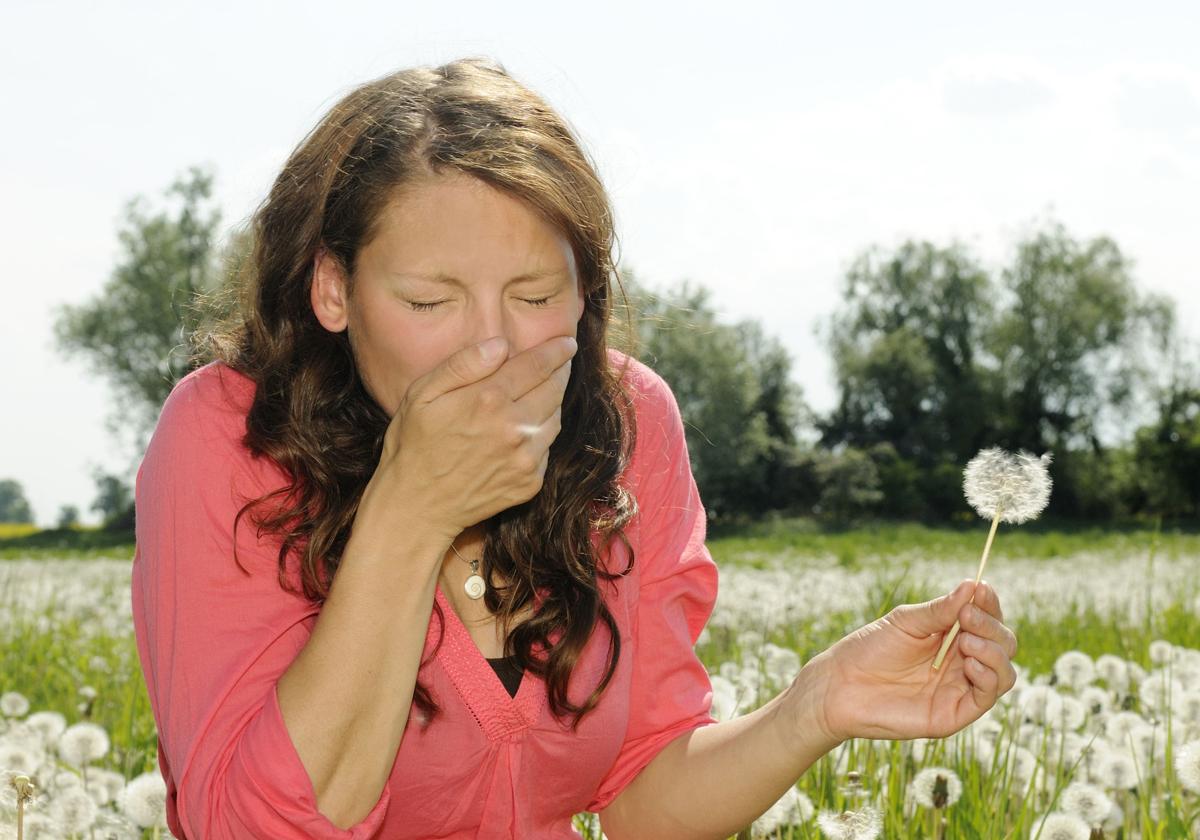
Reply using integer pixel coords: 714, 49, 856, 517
619, 270, 810, 521
0, 479, 35, 524
53, 166, 225, 452
988, 220, 1173, 455
90, 468, 134, 529
814, 447, 883, 524
821, 240, 995, 466
56, 505, 80, 529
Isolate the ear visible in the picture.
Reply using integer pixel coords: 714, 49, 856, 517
311, 246, 349, 332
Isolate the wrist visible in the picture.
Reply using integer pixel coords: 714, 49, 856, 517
784, 651, 846, 752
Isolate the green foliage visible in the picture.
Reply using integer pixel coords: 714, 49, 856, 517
821, 218, 1191, 521
814, 447, 883, 524
91, 467, 135, 530
52, 166, 226, 452
1131, 384, 1200, 519
821, 240, 994, 466
988, 220, 1173, 455
0, 477, 35, 523
620, 271, 811, 522
55, 504, 80, 528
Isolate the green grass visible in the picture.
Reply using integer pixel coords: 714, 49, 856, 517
705, 515, 1200, 569
4, 521, 1200, 837
0, 526, 136, 560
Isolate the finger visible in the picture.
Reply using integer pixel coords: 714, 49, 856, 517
513, 358, 572, 424
893, 579, 978, 638
964, 655, 1000, 703
977, 581, 1004, 624
494, 335, 578, 403
410, 336, 513, 403
958, 632, 1013, 681
960, 602, 1019, 660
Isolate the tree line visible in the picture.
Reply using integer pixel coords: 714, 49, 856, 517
4, 167, 1196, 528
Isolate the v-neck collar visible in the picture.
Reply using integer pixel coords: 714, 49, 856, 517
433, 582, 549, 741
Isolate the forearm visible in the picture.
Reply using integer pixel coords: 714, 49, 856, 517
276, 509, 450, 829
601, 654, 841, 840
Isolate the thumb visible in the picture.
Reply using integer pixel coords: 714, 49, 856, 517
893, 579, 977, 637
411, 337, 508, 404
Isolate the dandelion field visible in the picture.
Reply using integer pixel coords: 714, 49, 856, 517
2, 525, 1200, 839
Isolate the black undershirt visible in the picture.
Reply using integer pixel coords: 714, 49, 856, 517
485, 654, 524, 697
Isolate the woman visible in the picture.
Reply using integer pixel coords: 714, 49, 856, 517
131, 57, 1018, 839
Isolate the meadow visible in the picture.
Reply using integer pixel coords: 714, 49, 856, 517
2, 521, 1199, 839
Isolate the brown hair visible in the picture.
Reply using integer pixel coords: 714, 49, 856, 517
194, 57, 643, 730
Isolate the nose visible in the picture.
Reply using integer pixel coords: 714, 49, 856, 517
465, 297, 517, 358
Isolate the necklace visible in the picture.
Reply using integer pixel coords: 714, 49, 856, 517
450, 542, 487, 600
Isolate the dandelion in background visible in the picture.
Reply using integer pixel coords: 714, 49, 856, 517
1030, 810, 1091, 840
909, 766, 963, 809
0, 692, 31, 718
56, 721, 110, 791
908, 766, 962, 840
1059, 781, 1113, 830
933, 448, 1052, 670
1053, 651, 1096, 691
1176, 739, 1200, 795
49, 785, 98, 836
1148, 639, 1175, 666
815, 805, 882, 840
118, 770, 170, 835
751, 786, 814, 837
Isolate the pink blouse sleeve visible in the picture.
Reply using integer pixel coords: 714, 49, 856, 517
585, 362, 720, 813
131, 368, 390, 839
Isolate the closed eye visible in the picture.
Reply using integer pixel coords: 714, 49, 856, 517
407, 297, 554, 312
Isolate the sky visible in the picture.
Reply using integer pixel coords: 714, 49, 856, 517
3, 1, 1198, 526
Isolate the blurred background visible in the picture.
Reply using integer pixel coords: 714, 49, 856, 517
2, 0, 1197, 532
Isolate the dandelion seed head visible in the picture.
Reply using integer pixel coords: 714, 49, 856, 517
1053, 651, 1096, 691
1094, 655, 1130, 690
963, 447, 1053, 523
1078, 686, 1111, 716
56, 722, 110, 768
1018, 685, 1064, 725
48, 785, 98, 834
1139, 670, 1184, 713
1104, 711, 1146, 746
24, 711, 66, 745
1031, 811, 1091, 840
1047, 696, 1088, 732
1176, 739, 1200, 795
815, 806, 882, 840
1148, 639, 1175, 666
0, 742, 41, 775
1060, 781, 1113, 826
908, 766, 963, 809
0, 692, 30, 718
118, 770, 169, 828
754, 786, 814, 834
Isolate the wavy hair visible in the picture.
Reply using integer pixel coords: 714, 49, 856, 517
193, 57, 644, 731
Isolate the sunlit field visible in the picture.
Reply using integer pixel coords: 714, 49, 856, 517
2, 526, 1199, 839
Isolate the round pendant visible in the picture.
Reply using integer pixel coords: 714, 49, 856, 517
464, 574, 486, 600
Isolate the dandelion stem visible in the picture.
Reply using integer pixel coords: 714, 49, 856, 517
932, 509, 1002, 669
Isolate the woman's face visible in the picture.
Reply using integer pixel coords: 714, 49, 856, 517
311, 171, 586, 415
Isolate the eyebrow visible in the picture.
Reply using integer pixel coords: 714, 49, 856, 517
396, 268, 568, 286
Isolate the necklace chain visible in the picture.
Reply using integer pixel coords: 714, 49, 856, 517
450, 541, 487, 600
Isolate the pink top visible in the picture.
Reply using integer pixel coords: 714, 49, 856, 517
131, 348, 720, 839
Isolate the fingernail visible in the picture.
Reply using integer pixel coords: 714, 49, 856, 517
479, 337, 506, 362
